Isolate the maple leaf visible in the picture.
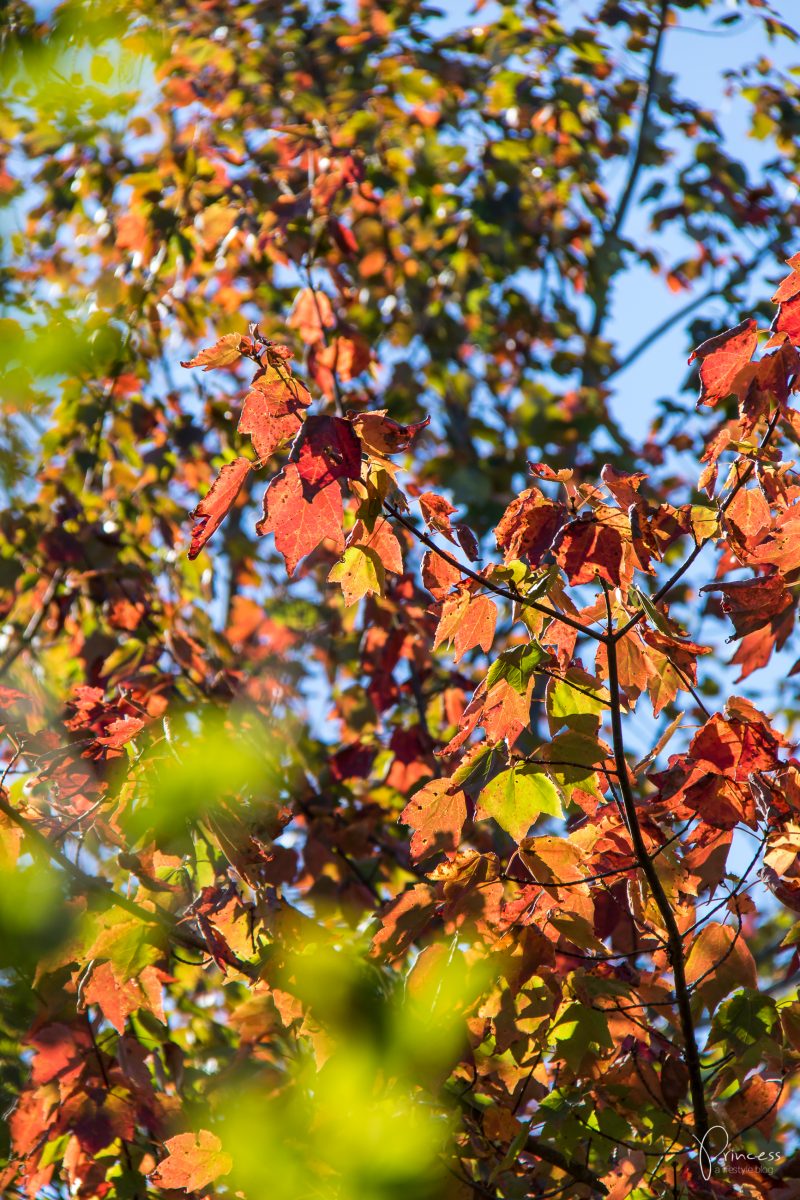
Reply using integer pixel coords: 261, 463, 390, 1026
724, 1076, 781, 1138
350, 411, 430, 458
346, 515, 403, 574
702, 574, 792, 639
181, 332, 249, 371
419, 492, 458, 542
295, 414, 362, 487
401, 777, 467, 860
478, 763, 562, 842
434, 589, 497, 662
257, 463, 344, 575
772, 251, 800, 303
287, 287, 335, 344
546, 670, 607, 737
752, 502, 800, 573
310, 335, 371, 393
495, 488, 565, 565
552, 516, 624, 588
685, 922, 757, 1013
689, 708, 780, 781
688, 318, 758, 407
328, 545, 385, 604
83, 960, 165, 1034
150, 1130, 233, 1193
422, 549, 460, 599
777, 300, 800, 350
96, 716, 145, 749
238, 370, 311, 461
387, 727, 434, 791
370, 884, 437, 961
724, 485, 771, 545
188, 457, 253, 559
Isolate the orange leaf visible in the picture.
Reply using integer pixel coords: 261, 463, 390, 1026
419, 492, 458, 542
347, 516, 403, 574
181, 332, 247, 371
287, 287, 334, 344
256, 464, 344, 575
401, 777, 467, 861
238, 371, 311, 461
150, 1130, 233, 1193
188, 457, 253, 560
685, 922, 757, 1013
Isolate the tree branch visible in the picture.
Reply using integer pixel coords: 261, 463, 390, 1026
601, 583, 710, 1153
384, 502, 606, 643
606, 1, 670, 247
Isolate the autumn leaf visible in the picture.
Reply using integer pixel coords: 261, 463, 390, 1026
685, 922, 758, 1013
702, 574, 793, 639
288, 286, 335, 344
478, 762, 562, 842
150, 1130, 233, 1193
257, 463, 345, 574
346, 516, 403, 574
328, 544, 385, 604
552, 516, 624, 588
188, 457, 253, 560
688, 318, 758, 407
350, 411, 430, 458
83, 960, 165, 1034
296, 414, 362, 487
238, 370, 311, 461
400, 778, 467, 861
434, 590, 497, 662
181, 332, 248, 371
419, 491, 458, 541
422, 549, 460, 599
689, 708, 780, 781
494, 488, 565, 565
97, 715, 146, 749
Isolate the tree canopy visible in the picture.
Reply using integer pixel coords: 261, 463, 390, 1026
2, 1, 800, 1198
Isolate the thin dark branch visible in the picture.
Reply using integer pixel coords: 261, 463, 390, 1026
606, 0, 669, 246
384, 502, 606, 643
601, 582, 710, 1151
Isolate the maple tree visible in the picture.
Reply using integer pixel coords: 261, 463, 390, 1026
4, 0, 800, 1198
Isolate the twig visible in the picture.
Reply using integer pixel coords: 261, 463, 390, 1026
384, 502, 605, 643
601, 582, 710, 1153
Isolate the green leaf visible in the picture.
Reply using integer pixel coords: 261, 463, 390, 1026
451, 742, 508, 799
486, 640, 549, 695
546, 670, 607, 736
710, 988, 779, 1059
479, 763, 562, 841
631, 586, 672, 636
550, 1003, 613, 1071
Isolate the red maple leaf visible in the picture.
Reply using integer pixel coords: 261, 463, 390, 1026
257, 463, 345, 574
188, 457, 253, 560
238, 372, 311, 461
688, 318, 758, 407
